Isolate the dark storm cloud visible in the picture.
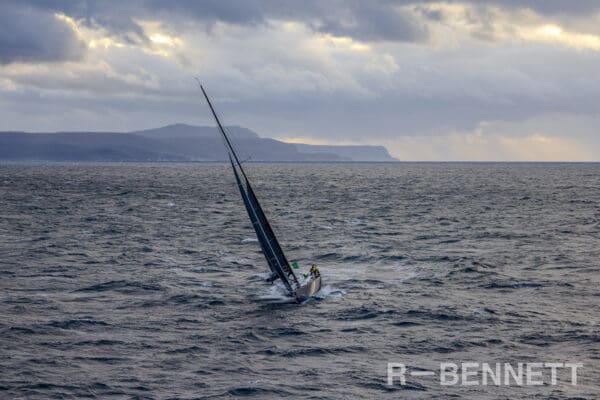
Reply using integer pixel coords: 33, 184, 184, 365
0, 2, 86, 64
142, 0, 600, 36
9, 0, 600, 52
24, 0, 148, 45
19, 0, 429, 43
149, 0, 429, 42
304, 1, 428, 42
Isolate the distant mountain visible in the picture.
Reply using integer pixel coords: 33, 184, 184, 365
0, 131, 188, 162
132, 123, 259, 139
0, 124, 398, 162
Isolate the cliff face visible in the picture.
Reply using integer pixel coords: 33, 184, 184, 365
0, 124, 398, 162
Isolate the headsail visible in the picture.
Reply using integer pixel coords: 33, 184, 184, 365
199, 85, 299, 293
228, 153, 295, 292
245, 181, 299, 286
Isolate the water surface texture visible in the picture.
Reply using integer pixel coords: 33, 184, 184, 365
1, 163, 599, 399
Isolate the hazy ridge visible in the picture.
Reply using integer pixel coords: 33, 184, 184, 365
0, 123, 398, 162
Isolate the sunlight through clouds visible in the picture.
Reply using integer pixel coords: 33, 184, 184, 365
520, 24, 600, 51
382, 113, 600, 161
421, 2, 600, 51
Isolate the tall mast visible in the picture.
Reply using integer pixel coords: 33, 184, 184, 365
198, 84, 248, 179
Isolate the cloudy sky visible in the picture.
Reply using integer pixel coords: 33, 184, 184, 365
1, 0, 600, 160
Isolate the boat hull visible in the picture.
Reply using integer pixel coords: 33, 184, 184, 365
293, 276, 322, 302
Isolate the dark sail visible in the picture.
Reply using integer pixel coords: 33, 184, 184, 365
228, 154, 294, 292
200, 84, 299, 294
245, 181, 298, 284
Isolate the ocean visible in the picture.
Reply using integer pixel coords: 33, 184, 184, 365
1, 162, 599, 399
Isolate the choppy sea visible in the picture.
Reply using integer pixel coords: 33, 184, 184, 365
1, 163, 599, 399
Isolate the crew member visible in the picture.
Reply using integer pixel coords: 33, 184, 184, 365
309, 264, 320, 278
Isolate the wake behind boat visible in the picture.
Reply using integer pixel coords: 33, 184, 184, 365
199, 84, 322, 302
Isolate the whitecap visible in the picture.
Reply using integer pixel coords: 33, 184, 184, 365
256, 282, 295, 303
254, 272, 272, 280
316, 285, 345, 299
345, 218, 364, 226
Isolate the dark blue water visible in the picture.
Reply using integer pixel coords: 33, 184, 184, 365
1, 163, 599, 399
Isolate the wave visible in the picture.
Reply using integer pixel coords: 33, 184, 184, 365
75, 280, 163, 293
47, 319, 108, 329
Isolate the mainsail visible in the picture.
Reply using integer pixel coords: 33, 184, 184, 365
200, 85, 299, 293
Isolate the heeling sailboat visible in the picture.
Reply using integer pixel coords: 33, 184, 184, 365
199, 84, 322, 302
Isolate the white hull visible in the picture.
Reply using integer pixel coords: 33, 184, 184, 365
293, 276, 322, 302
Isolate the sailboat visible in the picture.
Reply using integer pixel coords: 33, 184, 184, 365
199, 85, 322, 302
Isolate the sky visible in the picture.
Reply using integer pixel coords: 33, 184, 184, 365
1, 0, 600, 161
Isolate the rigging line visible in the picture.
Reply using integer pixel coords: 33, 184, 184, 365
218, 111, 244, 162
223, 125, 243, 158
